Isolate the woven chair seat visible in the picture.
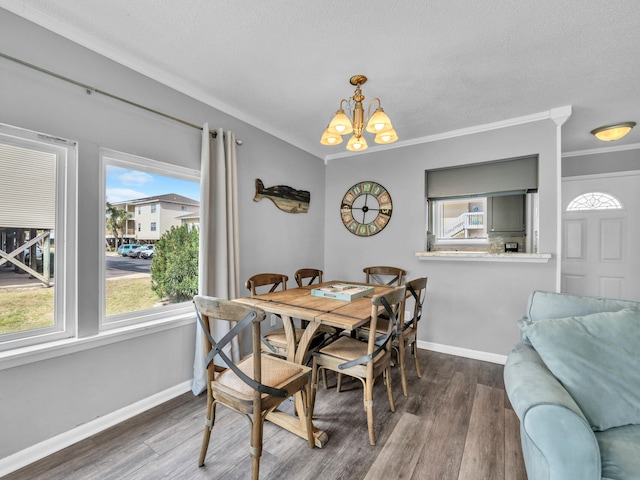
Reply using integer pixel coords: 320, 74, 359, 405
217, 354, 306, 396
265, 327, 304, 347
319, 336, 386, 364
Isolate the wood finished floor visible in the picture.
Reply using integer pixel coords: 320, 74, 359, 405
4, 350, 527, 480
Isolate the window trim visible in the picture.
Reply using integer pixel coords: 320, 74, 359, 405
100, 148, 199, 331
0, 123, 78, 352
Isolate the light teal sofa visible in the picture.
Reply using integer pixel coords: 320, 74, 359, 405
504, 290, 640, 480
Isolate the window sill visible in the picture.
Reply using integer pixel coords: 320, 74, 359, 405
0, 310, 195, 371
415, 251, 552, 263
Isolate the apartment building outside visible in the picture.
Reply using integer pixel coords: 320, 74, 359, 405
109, 193, 199, 245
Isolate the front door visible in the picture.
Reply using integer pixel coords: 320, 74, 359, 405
562, 171, 640, 301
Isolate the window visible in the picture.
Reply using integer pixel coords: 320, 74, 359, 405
101, 149, 200, 329
181, 205, 187, 211
434, 198, 488, 243
138, 206, 141, 214
426, 155, 538, 250
151, 204, 157, 214
567, 192, 622, 211
0, 124, 77, 351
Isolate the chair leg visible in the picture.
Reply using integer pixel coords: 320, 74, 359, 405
336, 373, 343, 392
385, 367, 396, 413
412, 341, 422, 378
310, 356, 319, 413
399, 341, 409, 397
250, 410, 264, 480
321, 369, 329, 389
198, 397, 216, 467
365, 379, 375, 446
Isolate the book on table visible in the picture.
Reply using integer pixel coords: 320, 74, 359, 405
311, 283, 374, 301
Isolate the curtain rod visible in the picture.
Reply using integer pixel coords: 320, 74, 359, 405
0, 51, 242, 144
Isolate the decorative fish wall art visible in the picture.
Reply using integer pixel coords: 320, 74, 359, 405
253, 178, 310, 214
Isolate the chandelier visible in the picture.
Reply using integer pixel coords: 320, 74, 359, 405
320, 75, 398, 152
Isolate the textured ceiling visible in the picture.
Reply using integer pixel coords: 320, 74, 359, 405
2, 0, 640, 159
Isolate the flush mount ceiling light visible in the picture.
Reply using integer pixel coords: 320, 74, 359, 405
320, 75, 398, 152
590, 122, 636, 141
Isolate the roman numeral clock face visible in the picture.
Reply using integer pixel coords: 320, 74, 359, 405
340, 181, 393, 237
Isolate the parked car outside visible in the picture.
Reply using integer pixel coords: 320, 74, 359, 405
117, 244, 141, 256
24, 245, 43, 263
131, 244, 153, 259
139, 244, 155, 259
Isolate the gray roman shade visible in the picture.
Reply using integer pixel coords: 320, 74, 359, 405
425, 155, 538, 199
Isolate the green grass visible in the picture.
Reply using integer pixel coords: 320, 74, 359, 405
105, 277, 160, 316
0, 277, 161, 335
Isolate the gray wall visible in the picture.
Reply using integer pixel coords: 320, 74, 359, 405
324, 121, 559, 356
563, 148, 640, 177
0, 9, 324, 460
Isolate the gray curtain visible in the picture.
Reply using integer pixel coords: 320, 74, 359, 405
191, 123, 240, 395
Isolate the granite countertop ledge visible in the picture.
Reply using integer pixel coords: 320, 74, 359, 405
415, 251, 552, 263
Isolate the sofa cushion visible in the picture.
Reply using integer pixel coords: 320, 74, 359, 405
596, 424, 640, 480
519, 308, 640, 431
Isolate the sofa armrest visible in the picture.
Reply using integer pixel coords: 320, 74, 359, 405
504, 343, 601, 480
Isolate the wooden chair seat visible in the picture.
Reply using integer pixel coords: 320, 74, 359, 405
215, 354, 311, 406
263, 327, 304, 348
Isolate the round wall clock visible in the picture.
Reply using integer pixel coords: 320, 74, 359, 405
340, 181, 393, 237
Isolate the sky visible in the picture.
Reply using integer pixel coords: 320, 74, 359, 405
106, 166, 200, 203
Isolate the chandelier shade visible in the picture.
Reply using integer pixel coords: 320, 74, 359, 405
365, 105, 393, 133
320, 128, 344, 145
321, 75, 397, 151
327, 105, 353, 135
374, 128, 398, 144
346, 133, 368, 151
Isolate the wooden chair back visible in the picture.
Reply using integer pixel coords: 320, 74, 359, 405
363, 265, 407, 286
245, 273, 288, 296
367, 286, 407, 357
294, 268, 323, 287
403, 276, 428, 333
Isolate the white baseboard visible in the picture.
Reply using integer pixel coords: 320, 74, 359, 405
0, 380, 192, 477
417, 340, 507, 365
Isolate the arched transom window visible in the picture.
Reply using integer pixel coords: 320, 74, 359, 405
566, 192, 622, 211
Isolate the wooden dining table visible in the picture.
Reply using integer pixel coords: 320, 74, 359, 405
233, 281, 394, 448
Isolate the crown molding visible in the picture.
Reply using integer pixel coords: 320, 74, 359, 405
562, 142, 640, 158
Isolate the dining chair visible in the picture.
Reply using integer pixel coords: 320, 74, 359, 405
294, 268, 323, 287
246, 273, 299, 358
311, 286, 406, 445
358, 277, 428, 396
363, 265, 407, 286
193, 295, 314, 480
294, 268, 334, 388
